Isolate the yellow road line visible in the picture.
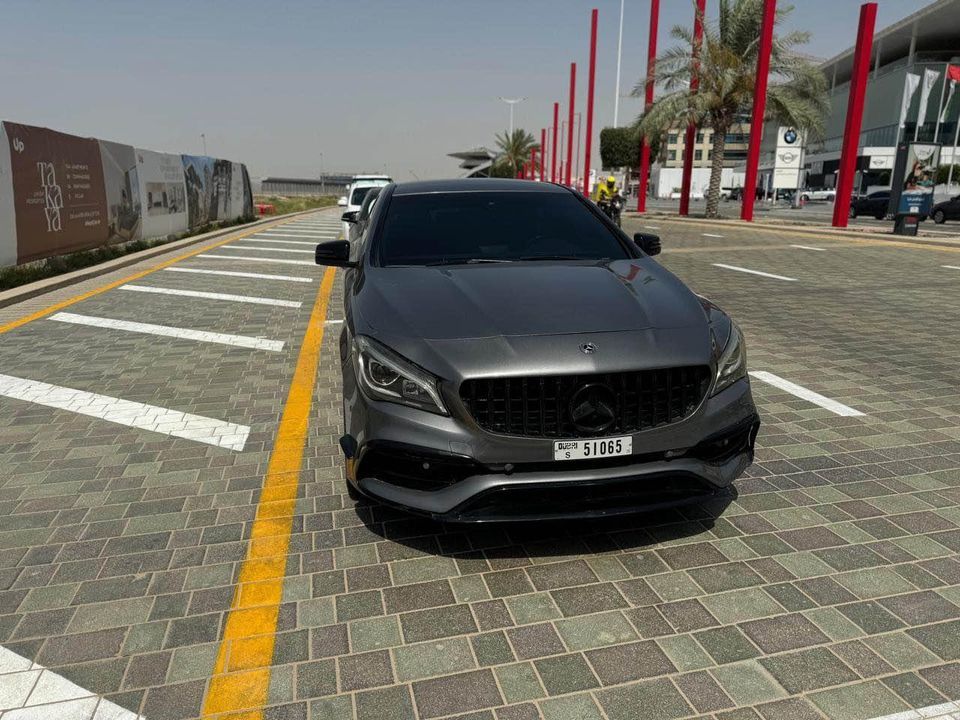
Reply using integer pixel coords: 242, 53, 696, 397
0, 215, 313, 336
202, 267, 337, 719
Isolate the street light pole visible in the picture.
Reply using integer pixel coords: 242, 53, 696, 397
498, 97, 526, 134
201, 133, 207, 155
319, 152, 325, 195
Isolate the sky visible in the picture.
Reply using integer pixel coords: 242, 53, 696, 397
0, 0, 934, 181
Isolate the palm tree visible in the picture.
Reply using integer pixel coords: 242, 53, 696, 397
634, 0, 828, 217
495, 128, 540, 177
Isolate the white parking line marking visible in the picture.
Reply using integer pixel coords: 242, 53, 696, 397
238, 238, 317, 246
49, 312, 285, 352
259, 230, 338, 236
0, 374, 250, 451
712, 263, 798, 281
256, 232, 338, 239
943, 265, 960, 271
790, 244, 827, 251
164, 267, 313, 283
325, 319, 344, 325
121, 285, 302, 308
198, 254, 317, 266
703, 233, 724, 238
223, 245, 314, 254
750, 371, 865, 417
865, 699, 960, 720
643, 225, 660, 230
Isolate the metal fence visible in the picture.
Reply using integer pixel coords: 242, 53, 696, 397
260, 176, 352, 197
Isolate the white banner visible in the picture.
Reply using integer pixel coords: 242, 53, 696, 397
941, 80, 956, 124
917, 68, 940, 131
899, 73, 921, 129
136, 149, 189, 239
0, 124, 15, 267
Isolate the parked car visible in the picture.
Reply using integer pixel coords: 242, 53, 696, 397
849, 190, 891, 220
931, 195, 960, 224
351, 174, 393, 184
341, 181, 387, 239
799, 188, 836, 202
343, 186, 382, 242
315, 178, 760, 521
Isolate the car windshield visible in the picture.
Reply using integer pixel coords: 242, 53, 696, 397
350, 186, 375, 206
377, 191, 631, 266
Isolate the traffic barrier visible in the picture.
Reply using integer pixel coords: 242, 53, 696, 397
0, 120, 254, 268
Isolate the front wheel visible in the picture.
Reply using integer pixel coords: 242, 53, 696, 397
933, 209, 946, 224
874, 211, 885, 220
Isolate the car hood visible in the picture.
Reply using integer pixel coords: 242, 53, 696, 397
356, 259, 708, 341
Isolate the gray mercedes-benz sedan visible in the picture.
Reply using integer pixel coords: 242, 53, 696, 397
316, 179, 759, 522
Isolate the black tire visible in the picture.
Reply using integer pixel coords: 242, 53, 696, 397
346, 481, 362, 502
933, 209, 946, 224
874, 211, 885, 220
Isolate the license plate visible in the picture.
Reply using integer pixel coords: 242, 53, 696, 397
554, 436, 632, 461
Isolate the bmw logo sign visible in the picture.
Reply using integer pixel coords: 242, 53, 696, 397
783, 128, 798, 145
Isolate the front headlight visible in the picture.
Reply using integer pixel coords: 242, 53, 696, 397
354, 336, 447, 415
713, 324, 747, 396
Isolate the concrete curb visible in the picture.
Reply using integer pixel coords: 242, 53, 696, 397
626, 213, 960, 249
0, 208, 330, 309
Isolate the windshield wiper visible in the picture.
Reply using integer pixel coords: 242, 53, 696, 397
425, 258, 513, 266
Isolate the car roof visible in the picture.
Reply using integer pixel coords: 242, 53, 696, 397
392, 178, 571, 196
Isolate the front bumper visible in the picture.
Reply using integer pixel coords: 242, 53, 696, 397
343, 377, 759, 522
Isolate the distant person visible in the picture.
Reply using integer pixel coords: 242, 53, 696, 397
594, 175, 620, 203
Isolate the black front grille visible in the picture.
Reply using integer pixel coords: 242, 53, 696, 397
460, 367, 711, 438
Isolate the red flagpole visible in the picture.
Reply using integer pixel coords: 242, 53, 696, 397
566, 63, 577, 187
637, 0, 660, 212
679, 0, 706, 216
740, 0, 776, 221
530, 146, 537, 180
551, 102, 559, 183
583, 8, 599, 196
540, 128, 546, 182
832, 3, 877, 227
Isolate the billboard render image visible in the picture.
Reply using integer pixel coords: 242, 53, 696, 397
137, 148, 189, 238
3, 121, 110, 264
0, 120, 253, 268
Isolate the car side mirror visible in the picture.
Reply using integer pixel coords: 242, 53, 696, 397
315, 240, 355, 268
341, 211, 359, 223
633, 232, 661, 256
337, 196, 347, 207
